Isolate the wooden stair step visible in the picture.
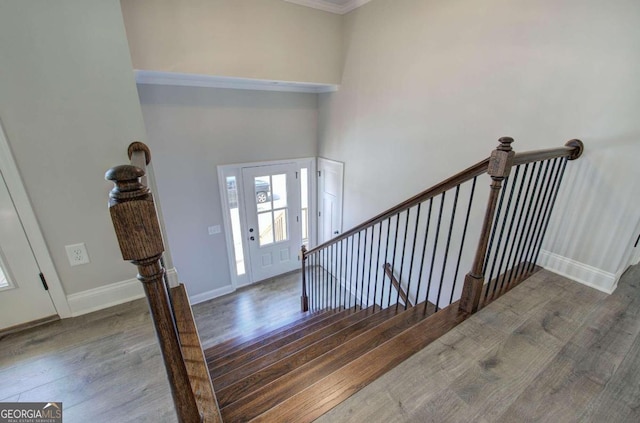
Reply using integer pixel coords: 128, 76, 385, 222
215, 304, 400, 408
204, 309, 334, 361
206, 307, 355, 369
209, 306, 375, 379
250, 302, 468, 423
219, 303, 433, 423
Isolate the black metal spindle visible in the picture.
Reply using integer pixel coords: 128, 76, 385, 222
482, 176, 511, 277
387, 213, 401, 308
525, 158, 562, 268
436, 185, 460, 310
373, 222, 383, 311
382, 217, 392, 308
358, 230, 367, 309
416, 198, 434, 307
366, 225, 375, 309
486, 168, 520, 300
425, 192, 446, 314
530, 158, 569, 268
515, 159, 552, 281
505, 163, 534, 285
405, 203, 422, 310
450, 177, 478, 304
396, 209, 411, 310
495, 164, 528, 295
510, 161, 544, 283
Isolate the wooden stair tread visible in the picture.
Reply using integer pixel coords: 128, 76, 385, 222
203, 309, 334, 361
209, 306, 375, 379
219, 303, 434, 423
206, 307, 354, 370
214, 305, 400, 407
250, 302, 468, 423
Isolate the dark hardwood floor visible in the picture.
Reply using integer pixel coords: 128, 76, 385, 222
0, 266, 638, 422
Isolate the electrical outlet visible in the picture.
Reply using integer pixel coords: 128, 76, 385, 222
208, 225, 221, 235
65, 243, 90, 266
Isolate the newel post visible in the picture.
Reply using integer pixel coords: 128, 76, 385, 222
301, 245, 309, 312
105, 165, 202, 423
459, 137, 515, 314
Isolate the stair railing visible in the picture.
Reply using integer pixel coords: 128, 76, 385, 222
301, 137, 583, 317
106, 142, 222, 423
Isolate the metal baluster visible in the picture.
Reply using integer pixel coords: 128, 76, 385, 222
450, 177, 478, 304
416, 199, 434, 307
405, 203, 422, 310
437, 185, 460, 310
425, 193, 446, 314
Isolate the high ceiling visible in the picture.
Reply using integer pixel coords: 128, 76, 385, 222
283, 0, 372, 15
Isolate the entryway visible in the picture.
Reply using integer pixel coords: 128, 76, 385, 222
219, 158, 315, 286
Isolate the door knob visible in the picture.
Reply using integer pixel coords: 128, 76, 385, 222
250, 236, 255, 241
334, 231, 340, 235
249, 228, 254, 233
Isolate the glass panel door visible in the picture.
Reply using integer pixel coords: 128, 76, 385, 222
242, 163, 301, 282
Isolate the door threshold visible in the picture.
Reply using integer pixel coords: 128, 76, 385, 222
0, 315, 60, 337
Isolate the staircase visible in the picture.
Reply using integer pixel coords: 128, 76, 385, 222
105, 137, 585, 422
205, 301, 463, 423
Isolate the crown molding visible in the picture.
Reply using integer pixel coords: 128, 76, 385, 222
284, 0, 372, 15
134, 70, 339, 94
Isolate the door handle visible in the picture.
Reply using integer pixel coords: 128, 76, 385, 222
249, 236, 255, 241
334, 231, 340, 235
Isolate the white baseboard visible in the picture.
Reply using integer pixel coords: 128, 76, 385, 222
539, 250, 618, 294
67, 267, 182, 317
67, 277, 145, 317
189, 285, 236, 305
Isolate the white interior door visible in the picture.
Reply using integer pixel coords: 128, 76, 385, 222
0, 170, 57, 331
318, 158, 344, 245
242, 163, 301, 282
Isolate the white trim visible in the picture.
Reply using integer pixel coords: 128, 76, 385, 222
66, 277, 145, 317
0, 120, 72, 318
189, 285, 236, 305
539, 250, 618, 294
284, 0, 372, 14
135, 70, 339, 94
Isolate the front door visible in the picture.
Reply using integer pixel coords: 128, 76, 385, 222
0, 169, 57, 331
242, 163, 301, 282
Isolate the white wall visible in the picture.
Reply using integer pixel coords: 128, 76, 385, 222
319, 0, 640, 292
137, 84, 318, 298
0, 0, 149, 298
121, 0, 344, 84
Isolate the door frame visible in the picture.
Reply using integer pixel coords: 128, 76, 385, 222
0, 120, 71, 318
317, 157, 344, 245
218, 157, 317, 288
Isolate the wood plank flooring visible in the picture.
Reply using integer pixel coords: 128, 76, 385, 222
0, 267, 638, 422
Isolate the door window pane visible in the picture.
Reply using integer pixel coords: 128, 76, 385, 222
255, 176, 272, 212
274, 210, 288, 242
0, 266, 8, 289
258, 212, 274, 246
300, 168, 309, 248
271, 174, 288, 209
226, 176, 245, 276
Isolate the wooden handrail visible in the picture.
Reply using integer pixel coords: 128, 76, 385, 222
305, 158, 490, 256
513, 139, 584, 165
383, 263, 412, 307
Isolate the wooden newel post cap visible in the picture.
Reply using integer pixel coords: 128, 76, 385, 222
105, 164, 164, 262
497, 137, 515, 152
488, 136, 516, 178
